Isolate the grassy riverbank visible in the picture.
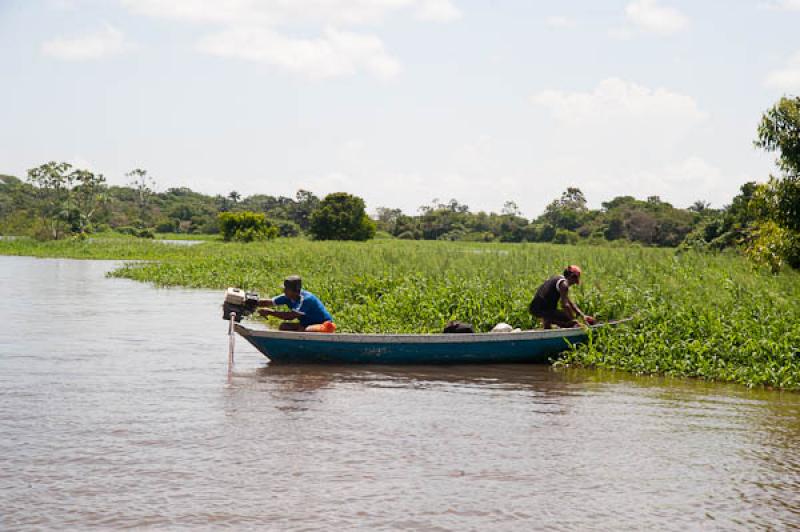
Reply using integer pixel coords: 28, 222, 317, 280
2, 237, 799, 389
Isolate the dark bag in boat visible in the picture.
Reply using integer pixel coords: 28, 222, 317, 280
443, 320, 474, 333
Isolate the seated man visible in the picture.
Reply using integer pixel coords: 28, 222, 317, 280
258, 275, 335, 332
529, 265, 596, 329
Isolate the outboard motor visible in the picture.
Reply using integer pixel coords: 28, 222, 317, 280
222, 287, 260, 322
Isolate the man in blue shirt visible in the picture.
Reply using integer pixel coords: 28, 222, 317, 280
258, 275, 334, 332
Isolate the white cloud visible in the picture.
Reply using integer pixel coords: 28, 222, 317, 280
198, 27, 401, 79
545, 15, 577, 29
534, 155, 740, 211
625, 0, 689, 35
529, 78, 719, 208
619, 157, 734, 207
121, 0, 460, 26
532, 77, 707, 127
122, 0, 459, 79
318, 80, 718, 216
41, 25, 134, 60
760, 0, 800, 10
414, 0, 461, 22
765, 51, 800, 91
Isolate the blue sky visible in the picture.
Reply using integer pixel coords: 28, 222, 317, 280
2, 0, 799, 216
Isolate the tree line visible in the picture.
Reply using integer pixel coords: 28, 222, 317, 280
1, 96, 798, 268
375, 190, 700, 247
0, 166, 707, 247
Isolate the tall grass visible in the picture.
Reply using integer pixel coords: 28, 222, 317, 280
2, 237, 799, 389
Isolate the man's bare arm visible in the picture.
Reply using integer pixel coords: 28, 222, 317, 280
259, 308, 304, 320
558, 283, 577, 319
559, 283, 588, 319
559, 283, 595, 324
570, 299, 587, 319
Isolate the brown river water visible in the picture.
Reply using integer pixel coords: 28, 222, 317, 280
1, 256, 799, 530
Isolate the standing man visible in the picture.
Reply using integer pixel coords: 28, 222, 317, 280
258, 275, 335, 332
529, 265, 596, 329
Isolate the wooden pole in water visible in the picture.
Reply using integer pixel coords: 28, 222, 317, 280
228, 312, 236, 373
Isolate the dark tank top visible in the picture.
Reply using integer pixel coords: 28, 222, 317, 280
529, 275, 566, 313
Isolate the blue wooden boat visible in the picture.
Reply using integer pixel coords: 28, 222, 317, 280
234, 320, 628, 364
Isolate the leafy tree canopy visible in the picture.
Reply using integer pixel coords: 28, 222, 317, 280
310, 192, 375, 241
756, 96, 800, 177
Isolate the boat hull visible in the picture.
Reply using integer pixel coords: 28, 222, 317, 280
234, 323, 606, 364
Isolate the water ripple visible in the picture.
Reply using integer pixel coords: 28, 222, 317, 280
1, 256, 799, 530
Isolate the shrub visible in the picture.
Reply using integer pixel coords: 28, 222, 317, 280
520, 224, 540, 242
155, 220, 177, 233
198, 219, 220, 234
461, 231, 495, 242
116, 226, 138, 236
539, 224, 557, 242
743, 220, 800, 273
437, 229, 467, 241
218, 211, 278, 242
553, 229, 579, 245
273, 219, 301, 237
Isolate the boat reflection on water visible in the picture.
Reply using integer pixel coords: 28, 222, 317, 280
247, 363, 589, 393
224, 363, 598, 419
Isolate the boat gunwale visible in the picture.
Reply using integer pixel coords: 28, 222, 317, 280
235, 319, 628, 345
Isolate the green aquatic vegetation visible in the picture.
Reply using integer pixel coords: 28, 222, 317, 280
2, 237, 799, 389
0, 236, 195, 260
